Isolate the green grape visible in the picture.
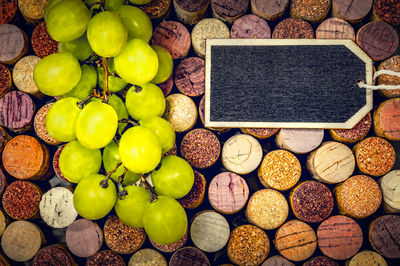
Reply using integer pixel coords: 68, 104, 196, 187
59, 140, 102, 183
119, 126, 161, 174
151, 155, 194, 199
129, 0, 152, 4
140, 116, 175, 153
151, 45, 173, 84
46, 0, 90, 42
60, 64, 96, 100
73, 174, 117, 220
125, 83, 165, 121
115, 5, 152, 42
87, 11, 127, 57
114, 38, 158, 85
33, 52, 81, 96
97, 60, 128, 93
76, 101, 118, 149
103, 141, 140, 185
105, 0, 124, 11
46, 97, 81, 142
43, 0, 63, 20
114, 185, 150, 228
143, 196, 187, 244
58, 34, 94, 61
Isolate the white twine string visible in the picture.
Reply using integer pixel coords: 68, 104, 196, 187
357, 69, 400, 90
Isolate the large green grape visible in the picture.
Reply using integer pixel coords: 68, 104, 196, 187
119, 126, 161, 174
129, 0, 151, 4
76, 101, 118, 149
143, 196, 187, 244
46, 97, 81, 142
151, 45, 173, 84
114, 38, 158, 85
73, 174, 117, 220
125, 83, 165, 121
115, 5, 152, 42
105, 0, 124, 11
59, 140, 102, 183
58, 34, 94, 61
87, 11, 127, 57
46, 0, 90, 42
151, 155, 194, 199
114, 185, 150, 228
103, 141, 140, 185
97, 59, 128, 93
140, 116, 175, 153
43, 0, 63, 20
60, 64, 96, 100
34, 52, 81, 96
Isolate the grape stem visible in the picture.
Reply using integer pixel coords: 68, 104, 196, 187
101, 57, 111, 103
82, 53, 100, 65
140, 174, 158, 202
118, 118, 138, 126
77, 93, 95, 109
117, 168, 128, 199
100, 162, 122, 188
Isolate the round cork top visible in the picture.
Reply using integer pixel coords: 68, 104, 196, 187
86, 250, 125, 266
375, 98, 400, 141
246, 189, 289, 230
240, 127, 279, 139
304, 256, 338, 266
222, 134, 263, 175
0, 208, 7, 237
178, 170, 206, 209
262, 255, 294, 266
356, 21, 398, 62
227, 224, 270, 266
276, 128, 324, 154
0, 90, 35, 132
258, 149, 301, 191
354, 137, 395, 177
272, 18, 314, 39
316, 17, 355, 40
251, 0, 289, 20
369, 215, 400, 259
18, 0, 48, 20
333, 0, 372, 22
377, 55, 400, 98
163, 93, 197, 132
159, 74, 173, 96
150, 230, 188, 253
336, 175, 382, 219
211, 0, 249, 19
380, 170, 400, 212
0, 24, 27, 64
66, 219, 103, 258
53, 144, 68, 182
208, 172, 249, 214
275, 220, 317, 262
0, 63, 12, 96
1, 221, 44, 262
230, 14, 271, 39
175, 57, 205, 97
34, 103, 61, 145
138, 0, 171, 20
291, 181, 334, 223
169, 247, 210, 266
0, 0, 18, 25
348, 251, 387, 266
373, 0, 400, 25
290, 0, 330, 22
174, 0, 209, 12
33, 245, 73, 266
13, 56, 41, 96
31, 22, 58, 58
128, 249, 167, 266
330, 112, 371, 143
317, 215, 363, 260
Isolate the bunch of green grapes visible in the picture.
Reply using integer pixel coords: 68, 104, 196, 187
34, 0, 192, 244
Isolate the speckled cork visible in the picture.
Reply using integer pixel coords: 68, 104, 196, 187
330, 113, 371, 144
139, 0, 171, 20
290, 0, 330, 23
251, 0, 289, 21
373, 0, 400, 26
307, 141, 355, 184
34, 103, 62, 145
227, 224, 270, 266
377, 55, 400, 98
240, 127, 279, 139
173, 0, 209, 25
66, 219, 103, 258
246, 189, 289, 230
272, 17, 314, 38
12, 56, 43, 98
379, 170, 400, 213
275, 128, 324, 154
208, 172, 249, 214
369, 215, 400, 259
0, 64, 12, 97
353, 137, 395, 177
33, 245, 75, 266
332, 0, 372, 23
275, 220, 317, 262
18, 0, 48, 22
374, 98, 400, 141
318, 215, 363, 260
211, 0, 249, 24
178, 170, 206, 209
316, 18, 355, 40
174, 57, 205, 97
53, 144, 68, 182
262, 255, 294, 266
258, 149, 301, 191
150, 231, 188, 253
230, 14, 271, 39
169, 247, 210, 266
86, 250, 125, 266
163, 93, 197, 132
303, 256, 338, 266
347, 250, 387, 266
222, 134, 263, 175
128, 249, 167, 266
335, 175, 382, 219
0, 91, 35, 133
0, 0, 18, 25
0, 24, 28, 65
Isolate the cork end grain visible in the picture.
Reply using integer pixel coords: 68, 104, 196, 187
0, 64, 12, 97
251, 0, 289, 21
13, 55, 42, 97
163, 93, 197, 132
128, 249, 167, 266
290, 0, 330, 23
34, 103, 62, 145
150, 230, 188, 253
33, 245, 74, 266
330, 113, 371, 143
377, 55, 400, 98
240, 127, 278, 139
316, 17, 355, 40
86, 250, 125, 266
0, 91, 35, 133
373, 0, 400, 26
369, 215, 400, 259
374, 98, 400, 141
332, 0, 372, 23
66, 219, 103, 258
0, 24, 28, 65
347, 250, 387, 266
178, 170, 206, 209
272, 17, 314, 39
379, 170, 400, 213
169, 247, 210, 266
174, 57, 205, 97
18, 0, 49, 20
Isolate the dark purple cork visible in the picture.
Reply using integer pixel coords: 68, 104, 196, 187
303, 256, 338, 266
169, 247, 210, 266
175, 57, 205, 97
175, 0, 209, 12
33, 245, 73, 266
0, 91, 35, 133
370, 215, 400, 259
211, 0, 249, 18
86, 250, 125, 266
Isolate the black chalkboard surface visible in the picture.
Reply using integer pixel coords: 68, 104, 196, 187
205, 39, 373, 129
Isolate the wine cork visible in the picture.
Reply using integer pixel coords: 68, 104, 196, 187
353, 137, 395, 177
0, 208, 8, 237
275, 220, 317, 262
173, 0, 209, 25
175, 57, 205, 97
159, 74, 173, 96
240, 127, 278, 139
374, 98, 400, 141
150, 230, 188, 253
2, 135, 50, 180
369, 215, 400, 259
222, 134, 263, 175
272, 17, 314, 39
356, 21, 398, 62
318, 215, 363, 260
0, 126, 11, 154
332, 0, 372, 23
190, 210, 230, 252
0, 24, 28, 65
0, 91, 35, 133
138, 0, 171, 20
52, 144, 69, 182
18, 0, 48, 23
275, 128, 324, 154
227, 224, 270, 266
377, 55, 400, 98
39, 186, 77, 228
379, 170, 400, 213
262, 255, 294, 266
86, 250, 125, 266
290, 0, 330, 23
13, 55, 43, 98
66, 219, 103, 258
178, 170, 206, 209
330, 112, 372, 143
1, 221, 45, 262
191, 18, 230, 58
258, 149, 301, 191
246, 189, 288, 230
129, 249, 167, 266
163, 93, 197, 132
304, 256, 338, 266
34, 103, 62, 145
33, 244, 76, 266
347, 250, 387, 266
307, 141, 355, 184
250, 0, 289, 21
0, 168, 7, 199
208, 172, 249, 214
0, 0, 18, 24
316, 18, 355, 41
231, 14, 271, 39
151, 21, 191, 59
211, 0, 249, 24
373, 0, 400, 26
0, 64, 12, 98
335, 175, 382, 219
170, 247, 210, 266
198, 95, 231, 133
31, 22, 58, 58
